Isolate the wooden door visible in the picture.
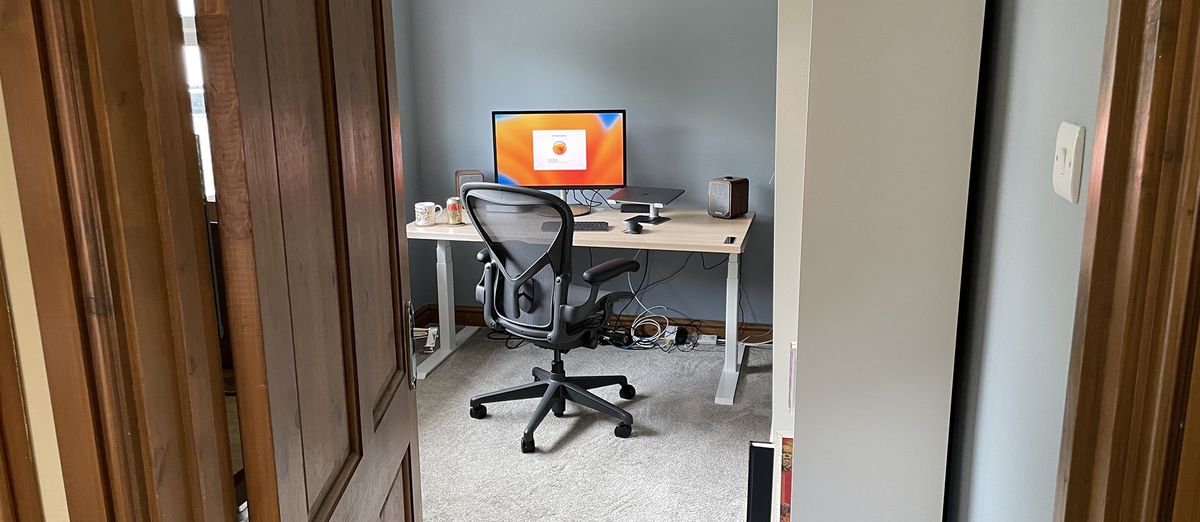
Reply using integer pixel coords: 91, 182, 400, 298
197, 0, 420, 519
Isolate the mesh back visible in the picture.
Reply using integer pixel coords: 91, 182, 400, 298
465, 187, 572, 328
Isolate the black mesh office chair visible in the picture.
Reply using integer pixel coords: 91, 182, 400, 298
462, 183, 641, 453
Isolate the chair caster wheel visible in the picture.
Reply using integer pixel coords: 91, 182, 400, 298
469, 405, 487, 419
521, 438, 535, 453
619, 384, 636, 400
614, 423, 632, 439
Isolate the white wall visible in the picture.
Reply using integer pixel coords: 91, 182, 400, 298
770, 0, 811, 435
945, 0, 1108, 520
776, 0, 985, 519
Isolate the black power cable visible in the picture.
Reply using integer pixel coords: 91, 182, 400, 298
486, 331, 527, 349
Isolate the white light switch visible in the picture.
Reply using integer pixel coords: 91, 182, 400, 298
1053, 122, 1085, 203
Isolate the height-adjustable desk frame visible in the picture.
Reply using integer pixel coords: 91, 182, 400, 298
406, 209, 755, 405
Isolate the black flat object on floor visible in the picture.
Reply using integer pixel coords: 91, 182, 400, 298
747, 441, 774, 521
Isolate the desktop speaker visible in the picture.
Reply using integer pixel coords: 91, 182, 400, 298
707, 176, 749, 219
454, 169, 486, 196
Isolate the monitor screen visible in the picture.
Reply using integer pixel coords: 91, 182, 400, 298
492, 110, 626, 189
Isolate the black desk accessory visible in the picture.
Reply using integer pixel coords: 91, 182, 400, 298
573, 221, 609, 232
542, 221, 609, 232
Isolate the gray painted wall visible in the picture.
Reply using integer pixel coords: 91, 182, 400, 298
947, 0, 1108, 520
393, 0, 424, 257
401, 0, 778, 323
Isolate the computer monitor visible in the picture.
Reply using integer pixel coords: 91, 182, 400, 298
492, 110, 626, 190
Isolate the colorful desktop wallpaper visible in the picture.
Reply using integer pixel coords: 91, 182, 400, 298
493, 112, 625, 187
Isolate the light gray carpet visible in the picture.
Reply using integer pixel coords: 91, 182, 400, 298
416, 336, 772, 521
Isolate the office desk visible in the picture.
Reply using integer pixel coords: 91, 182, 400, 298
407, 208, 755, 405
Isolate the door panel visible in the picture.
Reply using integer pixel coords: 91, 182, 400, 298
380, 451, 415, 521
199, 0, 418, 518
199, 0, 307, 518
260, 0, 355, 508
328, 0, 406, 425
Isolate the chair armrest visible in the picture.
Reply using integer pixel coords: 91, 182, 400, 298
476, 248, 490, 263
582, 258, 640, 285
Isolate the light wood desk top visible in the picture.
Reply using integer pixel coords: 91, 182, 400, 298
407, 208, 754, 254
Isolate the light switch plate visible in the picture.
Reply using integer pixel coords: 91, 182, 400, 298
1053, 122, 1085, 203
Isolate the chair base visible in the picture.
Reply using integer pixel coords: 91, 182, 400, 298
468, 359, 634, 453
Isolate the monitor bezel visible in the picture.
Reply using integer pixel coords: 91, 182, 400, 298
491, 109, 628, 190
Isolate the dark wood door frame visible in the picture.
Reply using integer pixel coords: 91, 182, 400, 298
1057, 0, 1200, 519
0, 0, 233, 520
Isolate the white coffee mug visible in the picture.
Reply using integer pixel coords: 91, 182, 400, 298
414, 202, 443, 226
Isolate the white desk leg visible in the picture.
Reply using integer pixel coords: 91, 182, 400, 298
416, 240, 479, 379
715, 253, 744, 405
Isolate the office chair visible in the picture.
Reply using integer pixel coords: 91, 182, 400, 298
461, 183, 641, 453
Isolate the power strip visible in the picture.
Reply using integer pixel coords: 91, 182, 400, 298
697, 334, 719, 345
664, 326, 679, 344
422, 326, 439, 353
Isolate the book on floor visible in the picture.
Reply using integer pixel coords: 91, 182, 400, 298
747, 441, 774, 522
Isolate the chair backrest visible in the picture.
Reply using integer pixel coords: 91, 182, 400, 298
462, 183, 573, 331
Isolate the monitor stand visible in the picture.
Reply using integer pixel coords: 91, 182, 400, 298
559, 190, 592, 217
606, 186, 685, 225
624, 206, 669, 225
